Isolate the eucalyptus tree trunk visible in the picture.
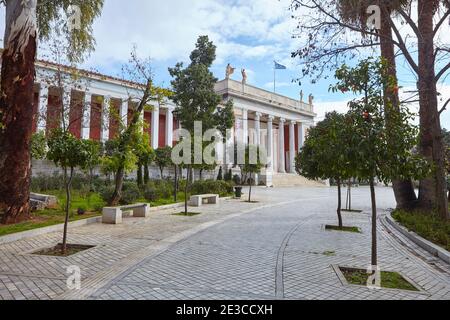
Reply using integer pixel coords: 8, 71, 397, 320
379, 5, 418, 210
417, 0, 449, 220
0, 0, 38, 224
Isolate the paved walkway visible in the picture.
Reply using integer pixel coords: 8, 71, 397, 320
0, 186, 449, 300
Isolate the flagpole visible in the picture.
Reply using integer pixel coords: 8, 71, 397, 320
273, 66, 276, 93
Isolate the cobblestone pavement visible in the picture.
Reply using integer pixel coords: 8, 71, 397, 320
0, 186, 449, 300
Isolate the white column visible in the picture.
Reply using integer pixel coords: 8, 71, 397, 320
151, 107, 160, 149
82, 93, 92, 139
166, 107, 174, 147
278, 118, 286, 173
101, 96, 111, 142
255, 112, 262, 145
267, 116, 274, 172
61, 88, 72, 131
120, 98, 129, 128
297, 122, 305, 153
242, 108, 248, 145
289, 120, 296, 174
37, 85, 49, 133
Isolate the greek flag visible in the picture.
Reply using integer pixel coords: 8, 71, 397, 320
274, 61, 287, 70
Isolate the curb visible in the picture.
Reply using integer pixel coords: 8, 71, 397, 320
0, 216, 102, 246
385, 213, 450, 264
0, 197, 234, 246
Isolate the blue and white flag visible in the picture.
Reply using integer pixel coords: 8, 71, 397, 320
274, 61, 287, 70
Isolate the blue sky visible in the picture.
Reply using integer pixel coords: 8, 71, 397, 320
1, 0, 450, 127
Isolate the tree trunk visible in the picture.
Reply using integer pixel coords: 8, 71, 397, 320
160, 167, 164, 179
144, 163, 149, 184
62, 167, 74, 255
370, 178, 378, 267
248, 173, 253, 203
137, 164, 143, 187
337, 179, 343, 228
184, 165, 190, 215
0, 0, 38, 224
417, 0, 449, 219
379, 5, 418, 210
174, 165, 178, 202
110, 167, 125, 206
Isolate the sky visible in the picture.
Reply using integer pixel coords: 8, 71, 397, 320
1, 0, 450, 128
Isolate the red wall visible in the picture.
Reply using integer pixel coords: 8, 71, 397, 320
109, 100, 120, 140
159, 114, 166, 148
46, 94, 61, 136
68, 93, 82, 139
144, 111, 152, 142
89, 101, 102, 141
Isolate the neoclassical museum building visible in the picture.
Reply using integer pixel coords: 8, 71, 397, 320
29, 59, 317, 187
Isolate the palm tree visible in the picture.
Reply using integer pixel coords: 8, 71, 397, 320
336, 0, 418, 210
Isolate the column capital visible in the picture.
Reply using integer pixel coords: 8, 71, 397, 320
267, 115, 275, 121
255, 112, 262, 118
279, 118, 286, 123
290, 120, 297, 125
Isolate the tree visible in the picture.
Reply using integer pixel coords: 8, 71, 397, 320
47, 128, 89, 254
155, 147, 173, 179
296, 112, 355, 228
109, 48, 171, 206
0, 0, 103, 223
290, 0, 450, 219
332, 59, 430, 267
335, 0, 418, 210
169, 36, 234, 215
31, 131, 47, 161
242, 145, 263, 203
82, 139, 101, 191
135, 132, 154, 187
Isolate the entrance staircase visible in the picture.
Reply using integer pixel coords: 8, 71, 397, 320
272, 173, 327, 187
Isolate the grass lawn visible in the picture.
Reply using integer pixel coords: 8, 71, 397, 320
392, 210, 450, 252
325, 225, 361, 233
0, 190, 105, 237
340, 267, 419, 292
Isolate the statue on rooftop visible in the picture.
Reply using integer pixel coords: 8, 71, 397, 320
225, 63, 235, 79
309, 94, 314, 106
300, 90, 304, 102
241, 68, 247, 85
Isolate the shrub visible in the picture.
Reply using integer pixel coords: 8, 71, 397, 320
224, 169, 232, 182
233, 174, 241, 185
120, 181, 142, 205
143, 184, 157, 202
190, 180, 234, 197
143, 180, 174, 202
99, 185, 115, 203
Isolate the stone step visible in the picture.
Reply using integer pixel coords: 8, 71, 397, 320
272, 173, 326, 187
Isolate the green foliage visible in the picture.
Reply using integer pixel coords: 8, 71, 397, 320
47, 128, 89, 171
190, 180, 234, 197
120, 181, 142, 205
31, 131, 47, 160
98, 185, 115, 204
169, 35, 234, 138
329, 58, 430, 184
143, 180, 174, 202
242, 145, 264, 176
296, 111, 353, 182
37, 0, 105, 63
224, 169, 232, 182
154, 146, 173, 178
82, 139, 101, 171
392, 210, 450, 251
31, 173, 106, 193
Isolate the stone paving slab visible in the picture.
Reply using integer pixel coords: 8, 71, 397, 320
0, 186, 449, 300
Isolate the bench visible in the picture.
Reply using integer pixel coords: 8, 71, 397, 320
189, 194, 219, 207
102, 203, 150, 224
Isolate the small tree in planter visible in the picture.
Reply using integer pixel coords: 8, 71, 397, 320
135, 132, 154, 186
331, 58, 430, 269
155, 146, 173, 179
47, 129, 89, 255
82, 140, 101, 191
295, 111, 356, 229
242, 145, 263, 203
